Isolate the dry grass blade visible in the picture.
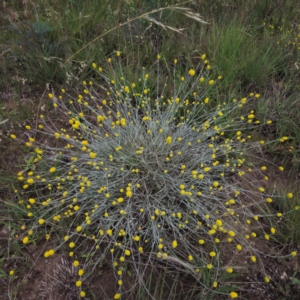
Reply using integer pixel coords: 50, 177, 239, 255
172, 7, 208, 24
143, 15, 185, 33
163, 255, 197, 274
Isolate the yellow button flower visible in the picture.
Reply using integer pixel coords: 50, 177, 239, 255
172, 240, 178, 248
230, 291, 238, 298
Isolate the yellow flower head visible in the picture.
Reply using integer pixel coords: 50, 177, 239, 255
166, 136, 172, 145
188, 69, 196, 76
230, 292, 238, 299
90, 152, 97, 158
22, 236, 29, 244
172, 240, 178, 248
228, 230, 235, 237
209, 251, 216, 257
80, 291, 86, 297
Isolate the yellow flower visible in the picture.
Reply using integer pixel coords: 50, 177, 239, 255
166, 136, 172, 145
230, 292, 238, 298
69, 242, 75, 248
22, 236, 29, 244
48, 249, 55, 256
207, 264, 213, 269
208, 80, 214, 85
76, 280, 82, 287
251, 256, 256, 263
49, 167, 56, 173
38, 219, 45, 225
228, 230, 235, 237
270, 227, 276, 234
172, 240, 178, 248
188, 69, 195, 76
78, 269, 84, 276
9, 270, 15, 276
73, 260, 79, 267
291, 251, 297, 257
90, 152, 97, 158
80, 291, 86, 297
10, 134, 16, 139
125, 249, 131, 256
287, 193, 293, 199
209, 251, 216, 257
114, 294, 121, 300
236, 244, 242, 251
188, 255, 193, 261
212, 281, 218, 288
28, 198, 35, 204
264, 276, 270, 283
226, 268, 233, 273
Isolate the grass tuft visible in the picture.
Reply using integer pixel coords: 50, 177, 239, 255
9, 54, 297, 299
